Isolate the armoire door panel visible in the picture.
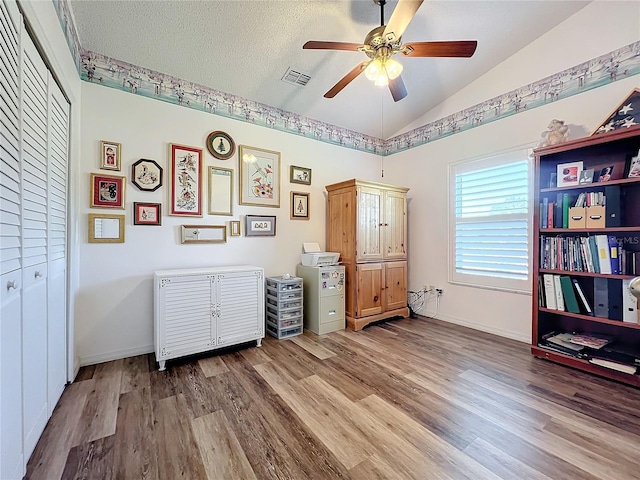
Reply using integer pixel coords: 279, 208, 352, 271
383, 190, 407, 260
384, 261, 407, 312
327, 189, 356, 264
356, 263, 383, 317
356, 186, 383, 262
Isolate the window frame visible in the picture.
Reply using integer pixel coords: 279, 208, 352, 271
448, 149, 533, 295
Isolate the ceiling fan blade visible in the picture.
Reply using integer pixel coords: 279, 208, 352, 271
324, 62, 368, 98
382, 0, 424, 43
303, 41, 363, 51
389, 75, 408, 102
401, 41, 478, 58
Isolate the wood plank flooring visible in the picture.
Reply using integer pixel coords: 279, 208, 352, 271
25, 316, 640, 480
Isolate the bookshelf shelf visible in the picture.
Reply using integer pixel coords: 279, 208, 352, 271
533, 127, 640, 386
538, 307, 640, 329
531, 346, 640, 387
539, 269, 637, 280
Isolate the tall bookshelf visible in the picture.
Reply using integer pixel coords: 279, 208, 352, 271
532, 126, 640, 387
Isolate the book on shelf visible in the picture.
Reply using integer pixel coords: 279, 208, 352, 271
572, 278, 594, 316
542, 274, 557, 310
594, 277, 609, 318
553, 275, 565, 311
568, 333, 614, 349
596, 235, 612, 275
545, 332, 585, 351
608, 235, 619, 275
589, 357, 637, 375
559, 276, 580, 314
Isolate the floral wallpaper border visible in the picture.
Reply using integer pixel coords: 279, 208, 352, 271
53, 0, 640, 157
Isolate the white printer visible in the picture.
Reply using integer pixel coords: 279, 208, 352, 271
300, 242, 340, 267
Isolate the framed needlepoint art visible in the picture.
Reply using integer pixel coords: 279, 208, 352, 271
90, 173, 125, 209
100, 140, 121, 171
133, 202, 161, 226
206, 131, 235, 160
169, 143, 203, 217
132, 159, 163, 192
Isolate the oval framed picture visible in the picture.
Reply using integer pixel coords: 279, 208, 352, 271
206, 131, 236, 160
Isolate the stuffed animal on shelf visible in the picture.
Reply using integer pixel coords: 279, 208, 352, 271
539, 119, 570, 147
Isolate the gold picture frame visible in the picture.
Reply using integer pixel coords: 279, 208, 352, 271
88, 213, 125, 243
230, 220, 241, 236
180, 225, 227, 244
100, 140, 121, 171
208, 166, 233, 215
239, 145, 280, 208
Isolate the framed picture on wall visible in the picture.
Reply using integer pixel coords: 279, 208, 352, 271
88, 213, 125, 243
169, 143, 203, 217
100, 140, 121, 171
208, 166, 233, 215
133, 202, 161, 226
239, 145, 280, 208
131, 159, 163, 192
245, 215, 276, 236
290, 191, 309, 220
290, 165, 311, 185
90, 173, 126, 209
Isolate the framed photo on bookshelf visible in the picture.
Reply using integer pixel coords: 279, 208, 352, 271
578, 168, 594, 184
627, 150, 640, 178
597, 165, 614, 182
556, 161, 583, 187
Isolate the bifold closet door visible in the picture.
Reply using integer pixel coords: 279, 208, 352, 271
0, 1, 24, 478
47, 77, 69, 414
21, 30, 50, 461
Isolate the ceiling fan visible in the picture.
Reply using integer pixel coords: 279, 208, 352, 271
303, 0, 477, 102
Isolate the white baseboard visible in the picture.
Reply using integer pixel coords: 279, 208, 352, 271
79, 344, 154, 367
423, 313, 531, 344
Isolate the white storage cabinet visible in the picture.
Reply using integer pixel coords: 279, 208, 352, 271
154, 266, 265, 370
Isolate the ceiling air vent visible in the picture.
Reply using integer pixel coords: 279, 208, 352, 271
282, 68, 311, 87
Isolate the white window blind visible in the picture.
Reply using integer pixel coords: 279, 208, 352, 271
450, 153, 531, 293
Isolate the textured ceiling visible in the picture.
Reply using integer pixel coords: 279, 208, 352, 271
69, 0, 591, 138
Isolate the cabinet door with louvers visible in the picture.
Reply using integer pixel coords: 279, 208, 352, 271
156, 275, 216, 362
216, 269, 264, 346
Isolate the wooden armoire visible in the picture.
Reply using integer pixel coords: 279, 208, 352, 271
326, 179, 409, 330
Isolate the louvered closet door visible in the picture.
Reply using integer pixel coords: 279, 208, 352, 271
0, 1, 24, 478
21, 34, 49, 462
47, 80, 68, 414
158, 275, 215, 359
216, 270, 264, 346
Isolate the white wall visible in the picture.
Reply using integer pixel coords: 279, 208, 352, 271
383, 0, 640, 342
77, 83, 382, 364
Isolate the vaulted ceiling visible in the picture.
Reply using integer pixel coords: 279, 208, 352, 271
69, 0, 591, 138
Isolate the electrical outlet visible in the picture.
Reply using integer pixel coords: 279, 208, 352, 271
436, 288, 444, 295
423, 284, 433, 292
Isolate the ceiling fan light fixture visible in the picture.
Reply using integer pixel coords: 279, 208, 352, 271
384, 57, 403, 80
364, 57, 384, 81
374, 73, 389, 87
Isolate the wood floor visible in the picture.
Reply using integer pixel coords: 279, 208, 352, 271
26, 316, 640, 480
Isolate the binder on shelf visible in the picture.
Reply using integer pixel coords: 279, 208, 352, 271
608, 278, 623, 321
589, 236, 601, 273
541, 198, 549, 229
572, 278, 594, 315
604, 185, 622, 228
553, 275, 565, 311
594, 277, 609, 318
608, 236, 619, 275
596, 235, 612, 275
559, 276, 580, 313
622, 278, 639, 324
543, 274, 557, 310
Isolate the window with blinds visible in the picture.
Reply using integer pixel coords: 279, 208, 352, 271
450, 153, 531, 293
